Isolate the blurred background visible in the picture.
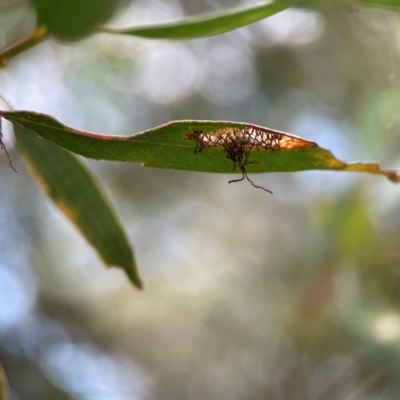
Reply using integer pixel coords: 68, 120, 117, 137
1, 0, 400, 399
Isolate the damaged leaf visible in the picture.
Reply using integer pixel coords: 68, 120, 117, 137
1, 110, 399, 185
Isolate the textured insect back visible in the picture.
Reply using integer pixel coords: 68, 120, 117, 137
185, 130, 226, 153
240, 125, 283, 151
185, 130, 204, 153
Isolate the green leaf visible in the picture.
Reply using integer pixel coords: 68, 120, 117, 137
13, 121, 142, 289
33, 0, 117, 39
100, 0, 298, 40
2, 110, 399, 184
0, 362, 10, 400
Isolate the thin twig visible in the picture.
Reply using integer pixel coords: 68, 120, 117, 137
0, 26, 49, 67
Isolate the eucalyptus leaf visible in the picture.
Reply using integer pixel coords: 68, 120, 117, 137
100, 0, 297, 40
2, 110, 399, 184
13, 121, 142, 289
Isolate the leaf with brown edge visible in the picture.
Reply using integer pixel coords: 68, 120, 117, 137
13, 121, 143, 289
1, 110, 399, 185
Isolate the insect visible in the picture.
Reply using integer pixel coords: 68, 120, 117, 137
185, 125, 284, 193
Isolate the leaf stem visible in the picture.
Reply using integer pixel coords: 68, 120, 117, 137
0, 26, 49, 68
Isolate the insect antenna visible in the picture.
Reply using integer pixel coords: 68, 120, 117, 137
241, 165, 272, 194
225, 142, 272, 194
228, 168, 246, 184
228, 164, 272, 194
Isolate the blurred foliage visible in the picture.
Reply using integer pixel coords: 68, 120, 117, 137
33, 0, 118, 39
100, 0, 295, 39
1, 0, 400, 399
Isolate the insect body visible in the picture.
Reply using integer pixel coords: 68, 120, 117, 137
185, 125, 284, 193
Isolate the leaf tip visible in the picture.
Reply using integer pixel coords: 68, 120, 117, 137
122, 260, 144, 290
129, 273, 144, 290
387, 171, 400, 184
110, 263, 143, 290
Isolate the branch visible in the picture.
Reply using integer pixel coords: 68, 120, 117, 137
0, 26, 49, 67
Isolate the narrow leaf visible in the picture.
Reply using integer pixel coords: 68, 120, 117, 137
13, 122, 142, 289
100, 0, 297, 40
2, 110, 398, 184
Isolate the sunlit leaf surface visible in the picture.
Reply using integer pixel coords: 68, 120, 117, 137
100, 0, 297, 39
13, 122, 142, 289
2, 110, 399, 184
